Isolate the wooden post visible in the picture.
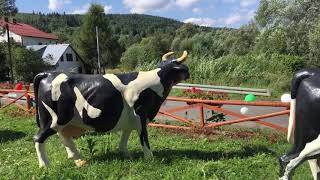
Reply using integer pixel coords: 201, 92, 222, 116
26, 90, 31, 111
199, 104, 205, 128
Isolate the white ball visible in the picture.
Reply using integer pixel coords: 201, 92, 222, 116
240, 107, 249, 115
281, 93, 291, 103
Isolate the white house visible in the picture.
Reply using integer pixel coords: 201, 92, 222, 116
27, 44, 86, 73
0, 17, 58, 46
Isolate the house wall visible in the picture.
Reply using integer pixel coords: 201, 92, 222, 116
0, 30, 58, 46
55, 46, 85, 73
22, 36, 58, 46
0, 31, 22, 43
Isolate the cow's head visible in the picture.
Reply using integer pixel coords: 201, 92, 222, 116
157, 51, 190, 87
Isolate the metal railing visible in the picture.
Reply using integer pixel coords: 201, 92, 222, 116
174, 83, 271, 96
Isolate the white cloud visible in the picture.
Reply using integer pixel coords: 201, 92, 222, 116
123, 0, 171, 14
224, 14, 242, 25
70, 3, 90, 14
192, 7, 201, 13
184, 17, 215, 27
48, 0, 71, 11
104, 5, 112, 14
70, 4, 112, 14
222, 9, 255, 26
240, 0, 257, 7
175, 0, 201, 8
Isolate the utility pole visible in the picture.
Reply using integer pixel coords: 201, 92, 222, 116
6, 23, 14, 83
96, 26, 101, 74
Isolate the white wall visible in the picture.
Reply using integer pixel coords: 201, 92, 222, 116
22, 36, 58, 46
0, 31, 22, 43
0, 29, 57, 46
55, 46, 85, 73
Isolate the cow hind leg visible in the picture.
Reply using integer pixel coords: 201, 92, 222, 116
119, 130, 132, 158
308, 159, 320, 180
59, 131, 87, 167
280, 135, 320, 180
34, 127, 56, 167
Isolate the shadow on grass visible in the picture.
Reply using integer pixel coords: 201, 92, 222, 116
0, 130, 26, 143
93, 145, 276, 162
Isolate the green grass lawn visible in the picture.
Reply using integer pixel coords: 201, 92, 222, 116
0, 108, 312, 180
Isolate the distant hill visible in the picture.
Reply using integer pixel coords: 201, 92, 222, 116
13, 13, 189, 42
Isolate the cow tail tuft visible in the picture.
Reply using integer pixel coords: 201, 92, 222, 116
33, 72, 48, 127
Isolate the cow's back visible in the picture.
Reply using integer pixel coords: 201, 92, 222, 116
37, 72, 125, 132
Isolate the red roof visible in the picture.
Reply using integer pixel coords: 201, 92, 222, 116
0, 19, 58, 40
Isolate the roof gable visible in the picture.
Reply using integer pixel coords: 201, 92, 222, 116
27, 44, 69, 65
0, 19, 58, 40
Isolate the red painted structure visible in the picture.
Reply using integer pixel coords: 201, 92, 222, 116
0, 86, 290, 133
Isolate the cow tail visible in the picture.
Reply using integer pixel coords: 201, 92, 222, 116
287, 70, 316, 143
33, 73, 48, 128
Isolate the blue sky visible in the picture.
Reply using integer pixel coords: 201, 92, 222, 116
16, 0, 259, 28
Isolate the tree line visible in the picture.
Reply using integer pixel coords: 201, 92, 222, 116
0, 0, 319, 94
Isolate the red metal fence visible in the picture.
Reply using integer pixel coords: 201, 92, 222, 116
0, 87, 290, 133
150, 97, 290, 133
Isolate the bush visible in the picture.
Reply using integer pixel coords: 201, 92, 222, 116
13, 47, 50, 82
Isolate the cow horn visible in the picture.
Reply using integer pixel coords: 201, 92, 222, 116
177, 51, 188, 63
162, 51, 175, 61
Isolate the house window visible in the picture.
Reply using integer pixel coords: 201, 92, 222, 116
60, 55, 64, 62
66, 53, 73, 62
76, 55, 79, 61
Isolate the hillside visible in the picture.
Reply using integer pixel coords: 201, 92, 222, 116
13, 13, 186, 42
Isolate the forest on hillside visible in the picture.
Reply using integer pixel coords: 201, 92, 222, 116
1, 0, 320, 96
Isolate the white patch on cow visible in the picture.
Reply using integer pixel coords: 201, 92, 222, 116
103, 68, 164, 108
73, 87, 102, 119
103, 74, 126, 91
308, 159, 320, 180
51, 73, 68, 101
287, 99, 296, 143
283, 134, 320, 179
42, 101, 59, 129
58, 133, 81, 160
35, 142, 49, 167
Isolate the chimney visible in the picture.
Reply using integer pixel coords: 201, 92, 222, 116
4, 17, 8, 22
12, 18, 16, 24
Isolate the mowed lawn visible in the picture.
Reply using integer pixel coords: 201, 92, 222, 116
0, 108, 312, 180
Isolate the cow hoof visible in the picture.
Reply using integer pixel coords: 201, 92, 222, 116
279, 176, 288, 180
74, 159, 87, 167
39, 164, 49, 168
120, 152, 133, 160
144, 152, 153, 160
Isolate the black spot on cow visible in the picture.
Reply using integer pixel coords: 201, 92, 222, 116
115, 72, 139, 85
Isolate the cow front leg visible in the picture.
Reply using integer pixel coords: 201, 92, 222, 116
139, 126, 153, 159
119, 130, 132, 158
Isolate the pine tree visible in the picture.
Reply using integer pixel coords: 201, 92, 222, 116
73, 4, 112, 73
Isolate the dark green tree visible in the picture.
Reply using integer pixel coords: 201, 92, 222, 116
0, 43, 8, 81
0, 0, 17, 16
13, 47, 50, 82
73, 4, 113, 73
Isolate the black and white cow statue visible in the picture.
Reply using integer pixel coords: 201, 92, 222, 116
33, 51, 189, 167
279, 68, 320, 180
